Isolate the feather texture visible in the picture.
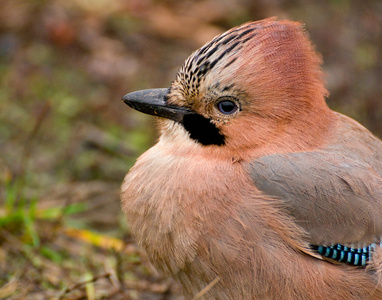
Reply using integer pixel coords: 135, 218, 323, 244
121, 18, 382, 299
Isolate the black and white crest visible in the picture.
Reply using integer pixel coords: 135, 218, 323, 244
175, 23, 262, 98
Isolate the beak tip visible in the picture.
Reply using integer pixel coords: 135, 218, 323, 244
121, 93, 130, 103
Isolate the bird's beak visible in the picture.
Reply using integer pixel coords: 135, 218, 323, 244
122, 88, 195, 124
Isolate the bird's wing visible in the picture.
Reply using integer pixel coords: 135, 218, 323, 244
249, 151, 382, 254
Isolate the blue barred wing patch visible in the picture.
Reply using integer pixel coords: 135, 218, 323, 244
311, 243, 381, 266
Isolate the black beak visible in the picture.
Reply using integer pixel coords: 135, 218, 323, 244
122, 88, 195, 124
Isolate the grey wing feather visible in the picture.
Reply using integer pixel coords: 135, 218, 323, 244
249, 151, 382, 247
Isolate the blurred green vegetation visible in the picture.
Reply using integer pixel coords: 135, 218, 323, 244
0, 0, 381, 298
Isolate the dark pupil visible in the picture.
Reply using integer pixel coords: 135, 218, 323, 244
218, 100, 236, 114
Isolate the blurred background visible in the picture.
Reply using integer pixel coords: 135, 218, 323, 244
1, 0, 381, 299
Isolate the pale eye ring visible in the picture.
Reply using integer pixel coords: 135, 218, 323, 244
217, 99, 238, 115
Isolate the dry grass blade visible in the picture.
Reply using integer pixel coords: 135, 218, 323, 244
192, 276, 220, 300
0, 278, 19, 298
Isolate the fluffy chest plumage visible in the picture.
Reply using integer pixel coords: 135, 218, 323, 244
121, 141, 287, 298
121, 137, 249, 270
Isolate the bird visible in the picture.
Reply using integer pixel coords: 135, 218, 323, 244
121, 18, 382, 299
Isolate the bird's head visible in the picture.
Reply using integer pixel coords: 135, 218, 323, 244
123, 18, 335, 159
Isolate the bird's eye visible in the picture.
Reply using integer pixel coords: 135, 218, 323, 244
217, 99, 238, 115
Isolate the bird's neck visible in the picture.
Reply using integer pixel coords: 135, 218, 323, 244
264, 103, 338, 155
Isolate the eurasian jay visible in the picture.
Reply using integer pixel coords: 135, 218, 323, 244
121, 18, 382, 299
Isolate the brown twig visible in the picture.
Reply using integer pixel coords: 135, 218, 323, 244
14, 101, 51, 203
57, 272, 111, 300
